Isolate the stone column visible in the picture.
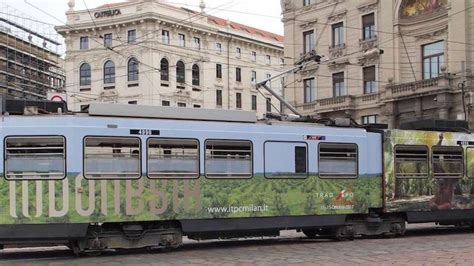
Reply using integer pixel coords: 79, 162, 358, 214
436, 93, 451, 120
383, 102, 398, 129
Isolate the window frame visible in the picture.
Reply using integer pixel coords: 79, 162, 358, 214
236, 92, 242, 109
331, 22, 344, 48
303, 77, 316, 103
363, 65, 377, 94
103, 33, 113, 48
251, 95, 257, 110
80, 36, 89, 50
361, 115, 377, 125
236, 67, 242, 82
394, 145, 429, 179
362, 13, 375, 41
422, 41, 444, 80
193, 37, 201, 50
127, 29, 137, 43
83, 136, 142, 180
266, 97, 272, 112
127, 58, 139, 82
178, 33, 186, 47
236, 47, 241, 58
160, 58, 169, 81
162, 30, 170, 44
432, 145, 464, 179
303, 30, 315, 54
176, 61, 186, 83
216, 89, 223, 107
318, 142, 359, 179
216, 64, 222, 79
146, 137, 200, 180
332, 72, 345, 97
103, 60, 116, 84
4, 135, 67, 181
251, 70, 257, 84
204, 139, 254, 179
192, 64, 200, 86
79, 63, 91, 86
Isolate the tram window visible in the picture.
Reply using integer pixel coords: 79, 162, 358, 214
319, 143, 358, 178
84, 137, 141, 179
432, 146, 463, 179
394, 145, 429, 179
264, 141, 308, 179
5, 136, 66, 180
205, 140, 252, 178
467, 148, 474, 178
148, 138, 199, 179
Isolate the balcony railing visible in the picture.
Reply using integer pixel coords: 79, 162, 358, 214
359, 36, 378, 51
299, 95, 354, 113
388, 78, 439, 94
383, 77, 453, 100
328, 43, 346, 59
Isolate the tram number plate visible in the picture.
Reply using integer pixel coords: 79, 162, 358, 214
130, 129, 161, 136
458, 141, 474, 146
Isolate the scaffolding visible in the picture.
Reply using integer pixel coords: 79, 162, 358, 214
0, 0, 65, 100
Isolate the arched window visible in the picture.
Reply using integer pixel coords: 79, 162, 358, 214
176, 61, 185, 83
128, 58, 139, 82
103, 60, 115, 84
79, 63, 91, 86
160, 58, 169, 81
192, 64, 200, 86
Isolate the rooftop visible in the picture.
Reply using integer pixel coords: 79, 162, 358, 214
95, 1, 283, 43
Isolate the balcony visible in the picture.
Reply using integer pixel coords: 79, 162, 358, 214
328, 43, 346, 59
354, 92, 381, 106
384, 76, 451, 100
359, 36, 377, 51
295, 91, 383, 115
299, 95, 354, 113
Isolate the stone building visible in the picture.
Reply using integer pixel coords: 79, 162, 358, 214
282, 0, 474, 128
57, 0, 284, 117
0, 3, 65, 101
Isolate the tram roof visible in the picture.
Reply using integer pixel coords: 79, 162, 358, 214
87, 103, 258, 123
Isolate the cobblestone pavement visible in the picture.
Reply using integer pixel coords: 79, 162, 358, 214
1, 224, 474, 265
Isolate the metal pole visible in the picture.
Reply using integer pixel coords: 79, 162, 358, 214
255, 52, 322, 118
259, 83, 303, 117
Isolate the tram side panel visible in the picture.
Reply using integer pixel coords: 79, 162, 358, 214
384, 130, 474, 222
0, 118, 383, 229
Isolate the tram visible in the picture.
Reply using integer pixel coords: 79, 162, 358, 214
0, 103, 473, 254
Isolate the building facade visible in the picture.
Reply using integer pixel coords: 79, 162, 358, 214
57, 0, 284, 116
0, 3, 65, 101
282, 0, 474, 128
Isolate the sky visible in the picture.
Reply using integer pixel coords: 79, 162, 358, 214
1, 0, 284, 35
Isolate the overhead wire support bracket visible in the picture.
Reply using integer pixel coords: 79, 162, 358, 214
255, 51, 322, 118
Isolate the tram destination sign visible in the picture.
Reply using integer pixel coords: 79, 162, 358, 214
305, 135, 326, 141
94, 9, 122, 18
